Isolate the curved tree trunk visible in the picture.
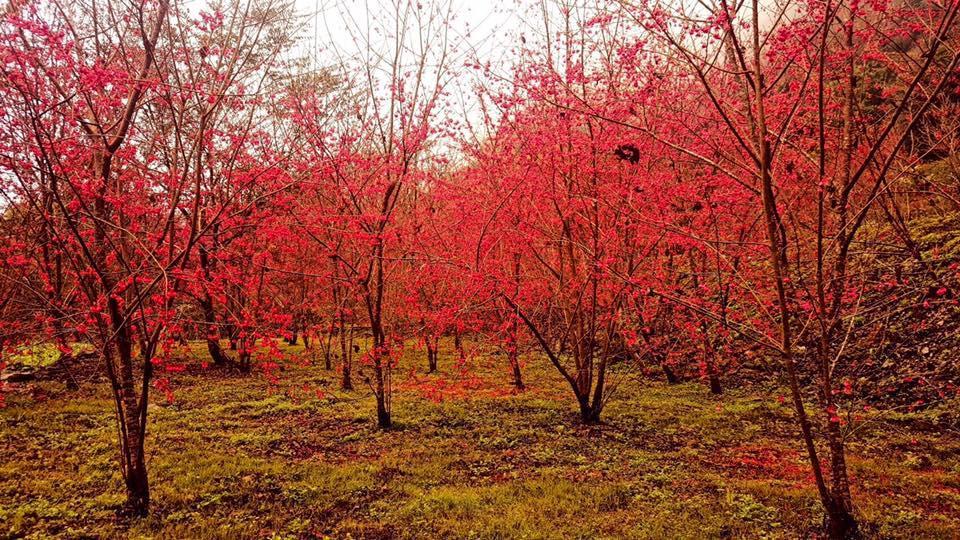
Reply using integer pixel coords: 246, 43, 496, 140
199, 295, 230, 366
508, 346, 524, 391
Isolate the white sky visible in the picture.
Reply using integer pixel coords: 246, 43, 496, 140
296, 0, 522, 70
290, 0, 529, 141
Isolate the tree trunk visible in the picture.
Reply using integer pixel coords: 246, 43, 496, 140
708, 372, 723, 395
116, 384, 149, 517
508, 252, 524, 390
509, 348, 524, 390
700, 327, 722, 395
818, 333, 855, 538
368, 231, 392, 429
426, 337, 438, 373
341, 355, 352, 389
122, 444, 150, 518
205, 337, 230, 367
826, 498, 858, 539
287, 325, 298, 345
827, 434, 857, 539
320, 322, 334, 370
339, 320, 353, 390
199, 297, 230, 366
376, 391, 391, 429
578, 395, 601, 424
55, 348, 80, 390
373, 325, 391, 428
103, 306, 151, 518
372, 330, 391, 428
823, 347, 856, 538
198, 246, 230, 366
661, 361, 679, 384
373, 359, 390, 428
237, 337, 253, 373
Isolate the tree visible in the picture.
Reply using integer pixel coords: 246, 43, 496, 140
149, 0, 300, 369
0, 0, 172, 515
609, 0, 960, 534
288, 0, 456, 428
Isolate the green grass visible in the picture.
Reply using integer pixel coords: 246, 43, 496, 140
1, 339, 958, 539
5, 343, 94, 368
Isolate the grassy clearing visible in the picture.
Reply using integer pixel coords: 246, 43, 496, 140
1, 339, 958, 539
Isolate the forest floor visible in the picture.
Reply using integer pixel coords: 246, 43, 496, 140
1, 339, 958, 539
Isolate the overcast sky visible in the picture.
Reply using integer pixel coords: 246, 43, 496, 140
294, 0, 523, 75
287, 0, 531, 144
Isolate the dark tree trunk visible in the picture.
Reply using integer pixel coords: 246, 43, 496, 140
372, 323, 391, 429
426, 337, 438, 373
371, 328, 391, 429
103, 300, 151, 518
199, 297, 230, 366
373, 361, 390, 428
205, 337, 230, 367
339, 320, 353, 390
578, 395, 602, 425
575, 355, 605, 425
823, 355, 856, 539
509, 348, 524, 390
286, 326, 298, 346
116, 382, 150, 517
662, 362, 679, 384
123, 457, 150, 518
237, 337, 253, 373
198, 246, 230, 366
341, 356, 353, 390
826, 498, 859, 539
701, 328, 723, 395
368, 231, 392, 430
55, 349, 80, 390
376, 392, 391, 429
508, 252, 524, 390
708, 374, 723, 395
319, 322, 334, 370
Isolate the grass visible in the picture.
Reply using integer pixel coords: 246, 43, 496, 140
1, 339, 958, 539
5, 343, 94, 368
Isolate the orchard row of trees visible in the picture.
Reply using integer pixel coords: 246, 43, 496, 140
1, 0, 958, 536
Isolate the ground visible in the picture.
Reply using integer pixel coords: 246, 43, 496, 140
1, 340, 958, 539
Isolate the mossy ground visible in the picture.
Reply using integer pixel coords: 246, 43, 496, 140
1, 339, 958, 539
